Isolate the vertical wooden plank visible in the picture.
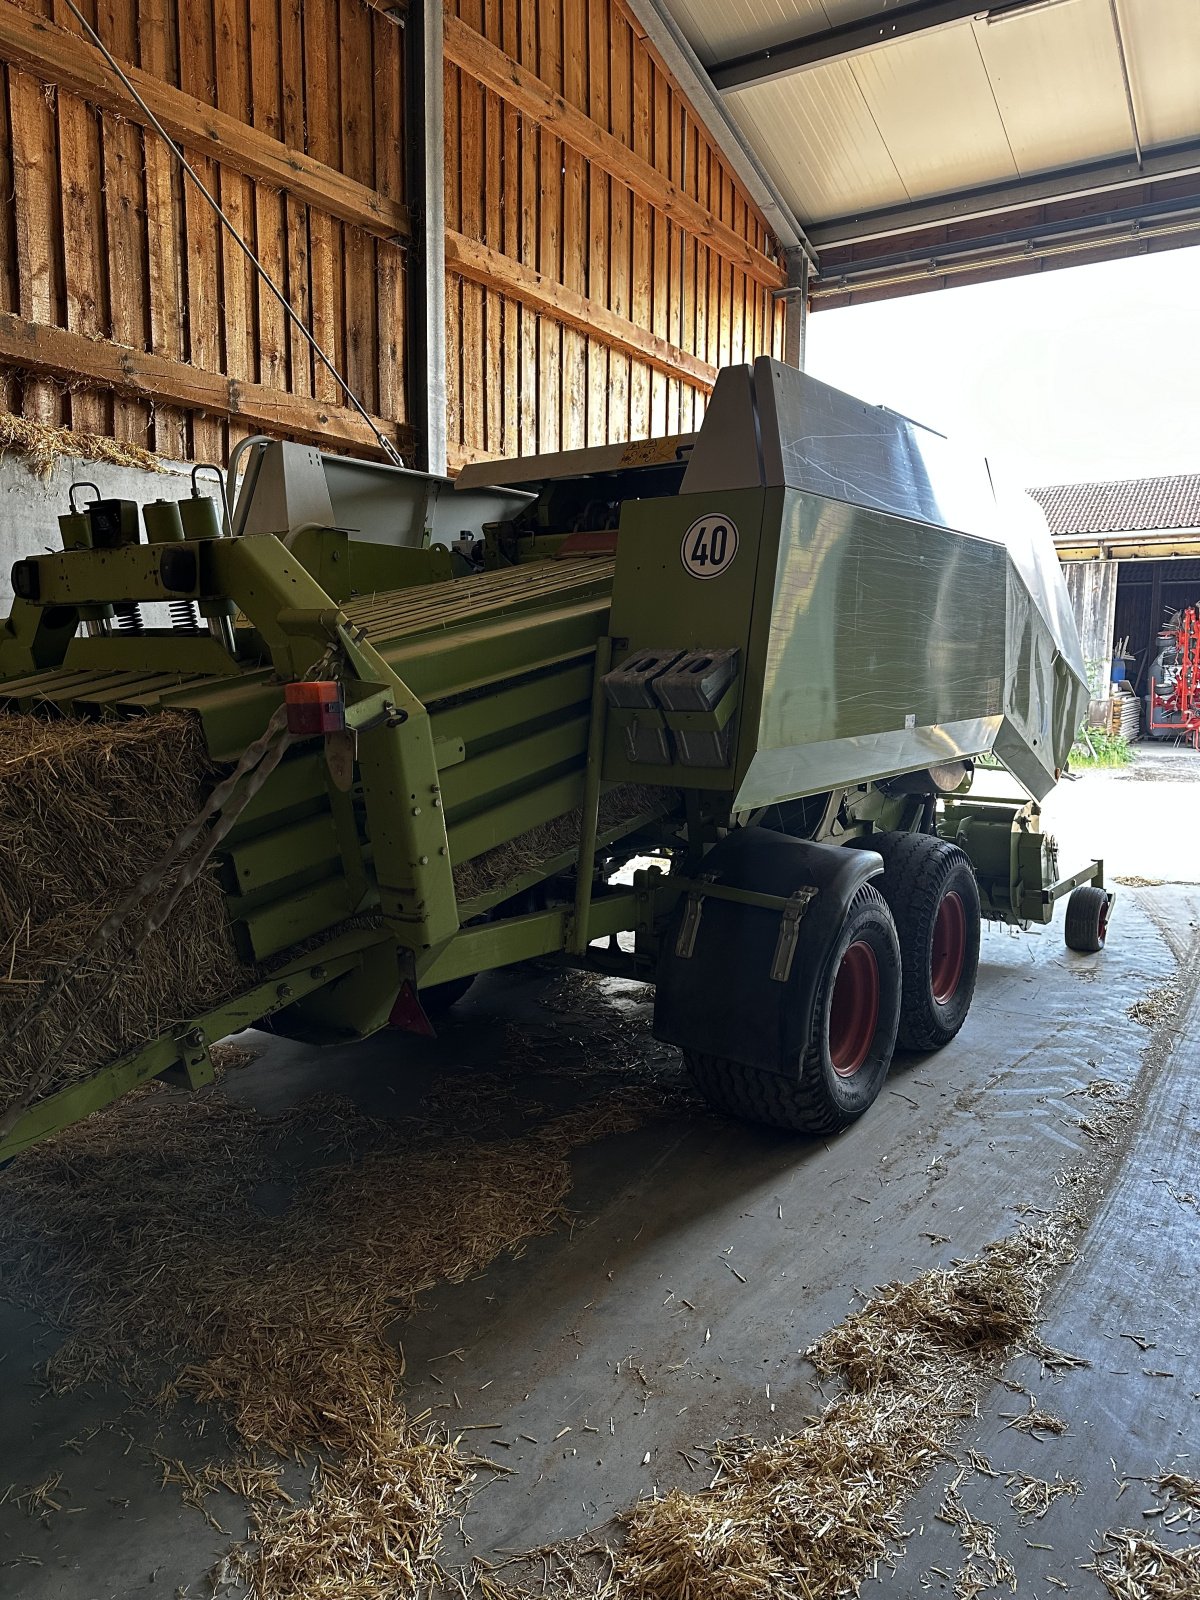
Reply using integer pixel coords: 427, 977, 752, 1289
48, 3, 104, 434
648, 62, 668, 436
55, 93, 108, 435
8, 69, 63, 423
96, 0, 148, 442
535, 0, 561, 455
629, 32, 651, 439
214, 0, 255, 455
279, 0, 311, 400
340, 0, 378, 416
303, 0, 341, 405
558, 0, 586, 451
585, 0, 608, 447
517, 0, 538, 455
140, 0, 187, 456
706, 150, 720, 374
249, 0, 287, 394
177, 0, 224, 459
499, 0, 519, 457
444, 58, 462, 458
681, 111, 698, 431
373, 11, 405, 430
458, 0, 484, 458
0, 66, 16, 417
483, 82, 503, 454
606, 8, 630, 445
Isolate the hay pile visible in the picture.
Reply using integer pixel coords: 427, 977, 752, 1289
613, 1223, 1071, 1600
0, 410, 160, 479
0, 712, 246, 1124
0, 1057, 670, 1598
1087, 1531, 1200, 1599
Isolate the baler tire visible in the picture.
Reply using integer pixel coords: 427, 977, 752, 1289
685, 884, 901, 1135
865, 832, 981, 1052
1065, 885, 1110, 953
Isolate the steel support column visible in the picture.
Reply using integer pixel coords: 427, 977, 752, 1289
404, 0, 448, 476
781, 249, 809, 369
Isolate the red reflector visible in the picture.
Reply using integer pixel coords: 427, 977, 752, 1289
284, 679, 345, 736
388, 980, 436, 1037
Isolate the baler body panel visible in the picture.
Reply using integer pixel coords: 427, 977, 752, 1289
603, 358, 1087, 804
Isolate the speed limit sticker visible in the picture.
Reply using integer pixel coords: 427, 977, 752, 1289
680, 514, 739, 579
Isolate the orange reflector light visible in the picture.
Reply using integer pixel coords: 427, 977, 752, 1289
284, 679, 346, 736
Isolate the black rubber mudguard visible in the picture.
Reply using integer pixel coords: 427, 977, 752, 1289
654, 828, 883, 1075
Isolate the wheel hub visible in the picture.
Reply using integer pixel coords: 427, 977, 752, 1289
828, 939, 880, 1077
931, 889, 967, 1003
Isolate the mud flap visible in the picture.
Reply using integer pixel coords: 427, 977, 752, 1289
653, 829, 883, 1075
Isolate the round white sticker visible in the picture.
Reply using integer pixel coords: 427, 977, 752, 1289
680, 514, 739, 580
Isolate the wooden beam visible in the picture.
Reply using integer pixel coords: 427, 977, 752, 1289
443, 14, 785, 290
445, 229, 717, 390
0, 311, 408, 458
0, 0, 410, 241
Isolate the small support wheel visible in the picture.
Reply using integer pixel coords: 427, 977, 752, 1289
1065, 885, 1111, 953
686, 884, 902, 1135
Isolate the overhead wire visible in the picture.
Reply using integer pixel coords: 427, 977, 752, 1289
58, 0, 406, 468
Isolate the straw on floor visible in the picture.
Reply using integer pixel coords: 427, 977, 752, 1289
611, 1221, 1076, 1600
0, 1045, 673, 1600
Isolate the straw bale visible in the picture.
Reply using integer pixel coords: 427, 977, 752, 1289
0, 711, 246, 1120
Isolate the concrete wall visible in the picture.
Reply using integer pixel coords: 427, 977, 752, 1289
1063, 559, 1119, 694
0, 454, 224, 609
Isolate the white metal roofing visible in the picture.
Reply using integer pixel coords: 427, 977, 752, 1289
662, 0, 1200, 231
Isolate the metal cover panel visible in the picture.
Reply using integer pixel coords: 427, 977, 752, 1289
728, 65, 905, 220
661, 0, 830, 66
1119, 0, 1200, 147
847, 28, 1019, 197
972, 0, 1132, 174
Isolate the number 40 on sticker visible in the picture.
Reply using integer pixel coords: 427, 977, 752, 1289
680, 514, 739, 580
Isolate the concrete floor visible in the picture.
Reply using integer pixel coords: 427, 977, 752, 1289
1, 748, 1197, 1599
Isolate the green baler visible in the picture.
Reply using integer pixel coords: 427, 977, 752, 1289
0, 359, 1111, 1158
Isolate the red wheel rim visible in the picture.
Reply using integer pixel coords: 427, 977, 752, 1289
1097, 899, 1108, 943
828, 940, 881, 1077
931, 890, 966, 1004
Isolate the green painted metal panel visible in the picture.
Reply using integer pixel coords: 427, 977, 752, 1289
733, 489, 1009, 809
439, 713, 590, 818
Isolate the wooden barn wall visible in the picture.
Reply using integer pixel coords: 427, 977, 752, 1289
0, 0, 411, 464
442, 0, 787, 470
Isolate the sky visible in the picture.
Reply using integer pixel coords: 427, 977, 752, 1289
803, 245, 1200, 490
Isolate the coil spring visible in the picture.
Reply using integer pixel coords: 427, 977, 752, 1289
169, 600, 202, 633
114, 602, 144, 634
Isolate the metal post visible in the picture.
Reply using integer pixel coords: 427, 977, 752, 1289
405, 0, 448, 477
570, 636, 614, 954
782, 248, 809, 370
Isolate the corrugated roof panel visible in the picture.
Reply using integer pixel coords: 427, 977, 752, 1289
662, 0, 827, 67
661, 0, 880, 67
728, 64, 907, 221
972, 0, 1133, 176
1117, 0, 1200, 147
848, 29, 1020, 197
